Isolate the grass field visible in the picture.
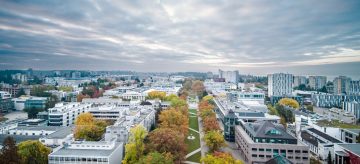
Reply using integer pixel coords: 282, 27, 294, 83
317, 120, 360, 129
186, 109, 201, 162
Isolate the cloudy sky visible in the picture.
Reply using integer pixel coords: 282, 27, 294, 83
0, 0, 360, 76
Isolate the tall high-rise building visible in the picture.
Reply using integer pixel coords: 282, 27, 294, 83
293, 76, 307, 87
218, 69, 239, 83
268, 73, 293, 97
308, 76, 327, 90
333, 76, 351, 94
349, 80, 360, 95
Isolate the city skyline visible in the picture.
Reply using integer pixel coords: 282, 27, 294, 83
0, 0, 360, 76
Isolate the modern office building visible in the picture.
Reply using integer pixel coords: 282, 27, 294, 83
48, 103, 92, 126
343, 101, 360, 121
214, 98, 279, 142
24, 96, 47, 110
218, 69, 239, 83
11, 73, 28, 83
104, 106, 155, 143
311, 93, 360, 108
293, 76, 307, 88
340, 129, 360, 143
226, 91, 265, 104
48, 139, 123, 164
0, 91, 13, 113
235, 120, 310, 164
300, 128, 343, 161
309, 76, 327, 90
268, 73, 293, 97
333, 76, 351, 94
349, 80, 360, 95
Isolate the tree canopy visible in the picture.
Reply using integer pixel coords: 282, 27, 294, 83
123, 125, 148, 164
146, 128, 187, 162
0, 136, 21, 164
74, 113, 108, 141
17, 140, 51, 164
201, 151, 243, 164
278, 98, 300, 109
159, 109, 188, 136
204, 131, 226, 152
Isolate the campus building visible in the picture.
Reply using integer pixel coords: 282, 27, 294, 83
268, 73, 293, 97
235, 120, 310, 164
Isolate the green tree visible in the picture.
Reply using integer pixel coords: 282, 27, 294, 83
122, 125, 148, 164
24, 107, 43, 119
201, 151, 243, 164
278, 98, 300, 109
327, 152, 332, 164
17, 140, 51, 164
16, 88, 26, 97
204, 131, 226, 152
74, 113, 108, 141
46, 95, 59, 109
137, 152, 173, 164
146, 128, 187, 162
0, 136, 21, 164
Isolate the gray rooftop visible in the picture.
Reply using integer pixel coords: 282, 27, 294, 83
50, 142, 123, 157
338, 143, 360, 157
13, 126, 63, 131
44, 126, 73, 139
244, 121, 296, 140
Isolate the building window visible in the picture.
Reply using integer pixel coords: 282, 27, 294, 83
266, 155, 271, 158
259, 148, 264, 152
252, 154, 257, 157
303, 150, 308, 153
259, 155, 264, 158
303, 157, 308, 160
287, 150, 293, 153
252, 148, 257, 151
266, 149, 271, 152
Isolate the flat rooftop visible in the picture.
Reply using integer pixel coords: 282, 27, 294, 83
50, 142, 123, 157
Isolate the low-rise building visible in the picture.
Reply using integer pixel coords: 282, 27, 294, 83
48, 103, 92, 126
300, 128, 343, 161
214, 98, 280, 142
327, 108, 356, 124
340, 129, 360, 143
235, 120, 310, 164
18, 119, 47, 126
343, 101, 360, 121
48, 139, 123, 164
24, 96, 47, 110
0, 91, 13, 113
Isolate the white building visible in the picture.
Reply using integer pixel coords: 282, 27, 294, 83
309, 76, 327, 90
268, 73, 293, 97
12, 96, 30, 111
105, 106, 155, 143
218, 69, 239, 83
343, 101, 360, 120
11, 73, 27, 83
121, 91, 146, 101
48, 139, 123, 164
48, 103, 92, 126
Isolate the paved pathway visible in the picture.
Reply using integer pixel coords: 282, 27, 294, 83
198, 114, 209, 158
185, 148, 201, 158
183, 161, 200, 164
189, 127, 199, 133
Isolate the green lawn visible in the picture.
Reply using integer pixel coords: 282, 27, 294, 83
186, 109, 201, 162
317, 120, 360, 129
187, 151, 201, 163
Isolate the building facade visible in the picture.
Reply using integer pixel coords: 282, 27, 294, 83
0, 91, 13, 113
218, 69, 239, 83
48, 103, 92, 126
333, 76, 351, 95
293, 76, 307, 88
268, 73, 293, 97
349, 80, 360, 95
235, 120, 310, 164
309, 76, 327, 90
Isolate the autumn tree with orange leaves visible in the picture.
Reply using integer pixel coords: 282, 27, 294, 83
159, 109, 188, 136
146, 128, 187, 162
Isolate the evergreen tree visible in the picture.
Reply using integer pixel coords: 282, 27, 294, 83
0, 136, 21, 164
327, 152, 332, 164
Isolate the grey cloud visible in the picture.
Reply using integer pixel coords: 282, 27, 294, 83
0, 0, 359, 75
